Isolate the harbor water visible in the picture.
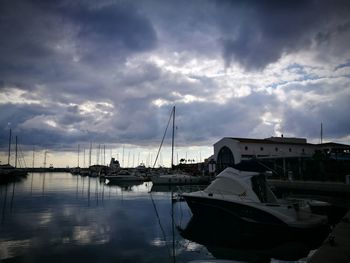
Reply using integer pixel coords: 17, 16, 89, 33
0, 173, 335, 263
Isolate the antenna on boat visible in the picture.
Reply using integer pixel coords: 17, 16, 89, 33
320, 122, 323, 144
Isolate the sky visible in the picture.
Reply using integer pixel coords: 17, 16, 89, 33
1, 0, 350, 167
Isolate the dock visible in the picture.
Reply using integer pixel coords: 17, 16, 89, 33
268, 179, 350, 198
308, 211, 350, 263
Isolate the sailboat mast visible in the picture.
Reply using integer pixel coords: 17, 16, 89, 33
89, 142, 92, 167
32, 146, 35, 169
153, 106, 176, 169
8, 128, 12, 165
103, 145, 106, 166
15, 136, 18, 168
78, 144, 80, 167
171, 106, 175, 169
43, 151, 47, 168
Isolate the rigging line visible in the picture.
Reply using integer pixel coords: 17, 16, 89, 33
18, 145, 27, 168
153, 107, 174, 168
254, 159, 281, 176
149, 192, 172, 260
17, 146, 23, 168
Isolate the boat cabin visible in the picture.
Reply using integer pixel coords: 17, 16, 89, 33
204, 168, 277, 203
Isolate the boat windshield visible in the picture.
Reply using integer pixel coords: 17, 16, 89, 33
251, 175, 277, 203
204, 177, 246, 196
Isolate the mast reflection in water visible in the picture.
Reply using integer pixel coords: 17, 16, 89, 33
0, 172, 338, 263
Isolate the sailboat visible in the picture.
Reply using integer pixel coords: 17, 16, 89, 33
0, 131, 27, 182
151, 106, 208, 186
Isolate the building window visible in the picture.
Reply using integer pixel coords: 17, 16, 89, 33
260, 147, 264, 151
302, 148, 305, 153
275, 147, 278, 152
289, 148, 292, 152
217, 146, 235, 173
245, 146, 248, 151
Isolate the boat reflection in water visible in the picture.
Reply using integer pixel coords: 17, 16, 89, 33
104, 179, 146, 193
105, 179, 143, 188
178, 215, 329, 262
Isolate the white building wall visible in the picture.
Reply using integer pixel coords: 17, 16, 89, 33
214, 138, 318, 164
214, 138, 241, 164
239, 142, 317, 159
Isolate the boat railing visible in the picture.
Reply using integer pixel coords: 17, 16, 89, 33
212, 189, 256, 202
282, 198, 310, 211
178, 186, 255, 202
177, 185, 260, 203
177, 184, 207, 194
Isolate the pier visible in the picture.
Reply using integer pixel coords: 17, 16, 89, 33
308, 211, 350, 263
268, 179, 350, 199
266, 179, 350, 262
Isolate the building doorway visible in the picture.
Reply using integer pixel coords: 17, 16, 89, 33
217, 146, 235, 173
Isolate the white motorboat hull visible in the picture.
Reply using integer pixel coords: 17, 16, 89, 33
182, 192, 328, 230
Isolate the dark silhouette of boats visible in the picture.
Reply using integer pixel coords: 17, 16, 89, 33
0, 164, 27, 183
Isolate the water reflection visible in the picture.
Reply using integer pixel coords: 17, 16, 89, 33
0, 173, 196, 263
178, 215, 329, 262
0, 172, 344, 263
105, 180, 144, 191
1, 183, 8, 224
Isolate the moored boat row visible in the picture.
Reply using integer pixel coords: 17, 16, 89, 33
69, 157, 211, 186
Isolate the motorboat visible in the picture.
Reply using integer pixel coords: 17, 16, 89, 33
105, 169, 144, 184
70, 167, 80, 175
182, 167, 328, 230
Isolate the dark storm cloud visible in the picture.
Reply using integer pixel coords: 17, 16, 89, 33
0, 0, 349, 155
0, 102, 85, 148
276, 74, 350, 141
171, 90, 280, 146
283, 91, 350, 140
64, 1, 157, 64
176, 102, 257, 144
218, 0, 350, 70
0, 103, 51, 147
0, 0, 159, 149
115, 63, 161, 87
0, 0, 157, 88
